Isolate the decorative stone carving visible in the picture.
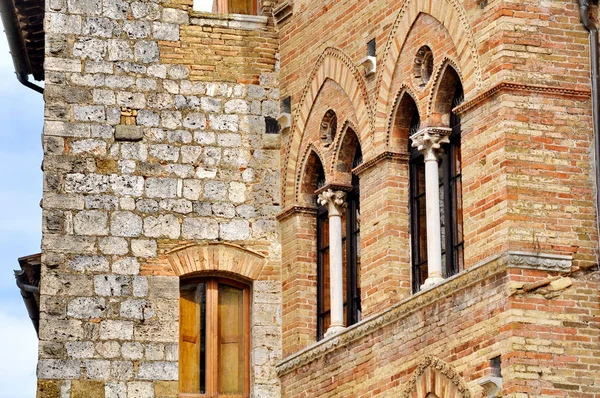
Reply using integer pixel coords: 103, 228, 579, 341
401, 356, 472, 398
317, 189, 347, 217
320, 110, 337, 147
410, 126, 452, 161
505, 251, 572, 272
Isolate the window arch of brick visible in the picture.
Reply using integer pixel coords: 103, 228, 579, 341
298, 147, 326, 206
390, 89, 420, 153
400, 356, 472, 398
167, 243, 267, 280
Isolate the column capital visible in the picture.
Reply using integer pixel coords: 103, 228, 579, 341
410, 126, 452, 161
317, 189, 347, 217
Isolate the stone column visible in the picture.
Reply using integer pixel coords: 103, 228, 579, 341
317, 189, 347, 336
410, 127, 452, 290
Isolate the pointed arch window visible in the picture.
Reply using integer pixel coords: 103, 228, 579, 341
410, 85, 464, 292
316, 146, 362, 340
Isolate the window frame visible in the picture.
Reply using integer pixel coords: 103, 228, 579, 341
179, 277, 251, 398
316, 179, 361, 340
193, 0, 259, 15
410, 88, 464, 292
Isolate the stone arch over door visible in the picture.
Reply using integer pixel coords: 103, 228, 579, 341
401, 356, 472, 398
283, 47, 373, 207
375, 0, 481, 148
167, 242, 266, 280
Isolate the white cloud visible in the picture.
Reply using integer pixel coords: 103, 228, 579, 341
0, 310, 38, 398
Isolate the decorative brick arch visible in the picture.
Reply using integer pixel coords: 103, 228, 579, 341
375, 0, 481, 148
296, 144, 327, 204
330, 119, 361, 175
427, 58, 463, 119
401, 356, 472, 398
284, 47, 373, 207
167, 243, 266, 280
387, 85, 421, 150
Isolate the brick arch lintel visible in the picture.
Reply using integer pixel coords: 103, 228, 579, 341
283, 47, 374, 207
375, 0, 482, 149
401, 355, 472, 398
167, 242, 267, 281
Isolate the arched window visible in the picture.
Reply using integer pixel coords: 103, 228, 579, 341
409, 80, 464, 292
316, 136, 362, 340
179, 277, 250, 397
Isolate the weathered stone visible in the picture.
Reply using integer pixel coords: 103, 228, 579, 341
83, 360, 111, 380
150, 144, 179, 162
38, 360, 81, 379
121, 342, 144, 360
99, 320, 134, 340
203, 180, 227, 201
153, 22, 179, 41
110, 361, 134, 380
182, 217, 219, 240
127, 381, 154, 398
69, 256, 109, 272
120, 299, 154, 320
182, 180, 202, 200
162, 8, 189, 24
105, 382, 126, 398
145, 178, 178, 199
123, 20, 151, 39
143, 214, 180, 239
112, 257, 140, 275
71, 139, 107, 156
212, 202, 235, 218
134, 41, 159, 63
65, 342, 95, 359
136, 362, 177, 381
67, 297, 106, 319
110, 211, 143, 237
94, 275, 131, 296
133, 276, 149, 297
219, 219, 250, 240
159, 199, 192, 214
95, 342, 121, 359
131, 239, 157, 258
99, 236, 129, 255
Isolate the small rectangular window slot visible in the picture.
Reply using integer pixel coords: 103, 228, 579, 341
281, 96, 291, 114
367, 39, 376, 57
265, 117, 279, 134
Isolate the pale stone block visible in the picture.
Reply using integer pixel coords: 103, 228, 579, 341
145, 178, 178, 198
131, 239, 157, 258
136, 361, 177, 380
38, 360, 81, 379
96, 341, 121, 358
85, 195, 118, 210
99, 320, 134, 340
183, 180, 202, 200
67, 297, 106, 319
143, 214, 181, 239
204, 180, 227, 200
123, 20, 150, 39
122, 342, 144, 360
219, 219, 250, 240
105, 382, 126, 398
133, 276, 149, 297
120, 299, 153, 320
99, 236, 129, 255
150, 144, 179, 162
84, 359, 111, 380
182, 218, 219, 240
94, 275, 132, 296
145, 344, 164, 360
229, 181, 246, 203
111, 211, 143, 237
112, 257, 140, 275
65, 342, 95, 359
69, 256, 109, 272
134, 41, 159, 63
120, 197, 136, 210
111, 361, 134, 380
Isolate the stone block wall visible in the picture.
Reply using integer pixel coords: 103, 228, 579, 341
39, 0, 281, 397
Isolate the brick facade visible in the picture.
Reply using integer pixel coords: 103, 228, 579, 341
20, 0, 600, 396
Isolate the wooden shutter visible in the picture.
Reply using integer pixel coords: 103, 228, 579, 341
179, 283, 206, 394
218, 284, 245, 395
227, 0, 256, 15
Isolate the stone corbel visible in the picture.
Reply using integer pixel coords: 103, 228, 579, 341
479, 376, 502, 397
278, 113, 292, 134
359, 56, 376, 77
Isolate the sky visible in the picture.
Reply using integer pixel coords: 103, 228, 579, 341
0, 19, 44, 398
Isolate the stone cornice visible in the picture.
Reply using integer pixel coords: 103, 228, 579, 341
352, 151, 409, 175
276, 205, 317, 221
454, 82, 591, 114
276, 254, 507, 376
505, 251, 572, 272
276, 251, 573, 376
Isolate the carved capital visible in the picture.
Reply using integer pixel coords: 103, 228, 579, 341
317, 189, 347, 217
410, 127, 452, 161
